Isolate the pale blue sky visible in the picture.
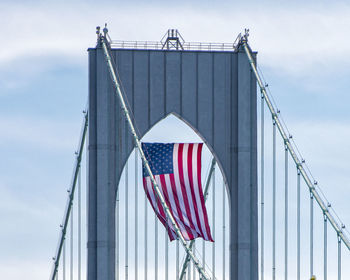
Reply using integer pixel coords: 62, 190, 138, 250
1, 0, 350, 279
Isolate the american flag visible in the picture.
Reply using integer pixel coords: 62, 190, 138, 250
142, 142, 213, 242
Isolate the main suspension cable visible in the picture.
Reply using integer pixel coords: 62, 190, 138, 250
50, 108, 88, 280
241, 32, 350, 252
99, 28, 211, 280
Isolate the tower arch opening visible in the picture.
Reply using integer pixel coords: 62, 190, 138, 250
115, 113, 230, 279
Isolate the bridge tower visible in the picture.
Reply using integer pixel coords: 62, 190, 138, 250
87, 30, 257, 279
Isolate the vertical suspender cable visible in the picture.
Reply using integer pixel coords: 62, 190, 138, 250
261, 93, 265, 280
202, 240, 205, 275
310, 193, 314, 278
165, 230, 168, 280
125, 152, 129, 280
223, 181, 226, 280
212, 167, 216, 280
176, 240, 179, 280
155, 216, 158, 280
241, 35, 350, 280
284, 146, 288, 280
202, 237, 205, 274
116, 188, 120, 280
272, 121, 276, 280
193, 243, 196, 280
242, 36, 350, 252
63, 241, 66, 280
135, 149, 138, 280
324, 215, 327, 280
297, 169, 300, 280
338, 235, 341, 280
145, 190, 148, 280
50, 110, 88, 280
188, 259, 191, 280
70, 206, 73, 280
78, 166, 81, 280
101, 33, 211, 280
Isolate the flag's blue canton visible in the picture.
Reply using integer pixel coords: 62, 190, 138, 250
142, 143, 174, 177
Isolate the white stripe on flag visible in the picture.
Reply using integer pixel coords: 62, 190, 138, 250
155, 175, 176, 240
142, 142, 213, 242
164, 174, 190, 240
182, 143, 201, 235
192, 144, 210, 240
173, 143, 198, 238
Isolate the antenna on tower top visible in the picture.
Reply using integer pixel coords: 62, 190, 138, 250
161, 29, 185, 50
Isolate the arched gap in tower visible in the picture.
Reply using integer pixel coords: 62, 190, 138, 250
115, 113, 230, 280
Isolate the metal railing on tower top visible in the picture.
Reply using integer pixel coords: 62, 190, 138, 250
109, 29, 240, 52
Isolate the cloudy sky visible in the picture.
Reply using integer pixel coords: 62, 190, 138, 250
1, 0, 350, 279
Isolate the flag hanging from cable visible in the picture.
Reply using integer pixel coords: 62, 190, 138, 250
142, 142, 214, 242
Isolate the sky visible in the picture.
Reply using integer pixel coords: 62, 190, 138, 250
2, 0, 350, 279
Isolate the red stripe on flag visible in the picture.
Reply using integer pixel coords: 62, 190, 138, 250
154, 177, 167, 224
142, 142, 213, 242
159, 175, 180, 240
197, 144, 213, 241
143, 177, 176, 240
177, 143, 197, 237
169, 173, 194, 240
187, 143, 205, 238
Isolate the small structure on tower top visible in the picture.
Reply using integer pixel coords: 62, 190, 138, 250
161, 29, 185, 50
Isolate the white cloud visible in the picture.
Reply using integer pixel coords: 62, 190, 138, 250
0, 260, 51, 280
2, 2, 350, 77
0, 116, 79, 150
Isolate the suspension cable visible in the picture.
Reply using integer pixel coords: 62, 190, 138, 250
338, 234, 342, 280
297, 169, 301, 280
310, 193, 314, 277
116, 185, 120, 280
212, 167, 216, 280
63, 241, 66, 280
284, 146, 288, 280
324, 215, 328, 280
125, 143, 129, 280
222, 180, 226, 280
135, 149, 139, 280
78, 166, 81, 280
176, 239, 180, 280
50, 108, 88, 280
241, 34, 350, 252
144, 185, 148, 280
99, 29, 211, 280
272, 121, 276, 280
165, 228, 168, 280
260, 90, 265, 280
70, 205, 73, 280
155, 214, 158, 280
